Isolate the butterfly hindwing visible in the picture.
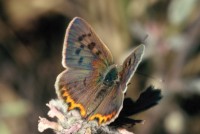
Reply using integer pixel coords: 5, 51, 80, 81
119, 45, 145, 92
56, 69, 102, 117
88, 84, 124, 125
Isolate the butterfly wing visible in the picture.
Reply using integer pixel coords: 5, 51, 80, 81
55, 17, 113, 118
119, 45, 145, 93
56, 69, 101, 117
88, 84, 124, 125
85, 45, 145, 125
62, 17, 113, 70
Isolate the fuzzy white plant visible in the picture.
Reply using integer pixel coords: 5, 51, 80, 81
38, 99, 133, 134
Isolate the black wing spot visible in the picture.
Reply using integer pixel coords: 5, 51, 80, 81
96, 50, 102, 56
78, 34, 87, 41
88, 42, 96, 50
88, 33, 91, 37
78, 57, 84, 64
75, 48, 81, 55
128, 58, 132, 66
78, 36, 83, 41
82, 34, 86, 38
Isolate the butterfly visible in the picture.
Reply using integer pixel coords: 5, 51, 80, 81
55, 17, 145, 126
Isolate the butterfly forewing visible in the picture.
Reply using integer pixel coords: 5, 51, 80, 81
62, 17, 113, 70
119, 45, 145, 93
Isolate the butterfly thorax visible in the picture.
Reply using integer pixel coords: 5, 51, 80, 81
103, 65, 119, 87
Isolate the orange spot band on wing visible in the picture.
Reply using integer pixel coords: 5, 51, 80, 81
61, 88, 86, 117
88, 112, 116, 125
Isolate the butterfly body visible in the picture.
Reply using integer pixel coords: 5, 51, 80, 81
102, 65, 118, 86
55, 17, 145, 125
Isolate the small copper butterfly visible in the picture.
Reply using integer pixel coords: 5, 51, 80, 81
55, 17, 145, 125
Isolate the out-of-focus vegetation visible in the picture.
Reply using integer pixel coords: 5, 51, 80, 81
0, 0, 200, 134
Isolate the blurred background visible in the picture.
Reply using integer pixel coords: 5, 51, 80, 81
0, 0, 200, 134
